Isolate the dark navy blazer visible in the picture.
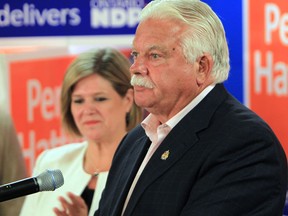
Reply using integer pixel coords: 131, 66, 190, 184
95, 84, 287, 216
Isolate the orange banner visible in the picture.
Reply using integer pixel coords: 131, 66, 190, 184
10, 56, 75, 173
248, 0, 288, 154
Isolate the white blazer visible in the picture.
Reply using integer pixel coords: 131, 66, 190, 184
20, 141, 108, 216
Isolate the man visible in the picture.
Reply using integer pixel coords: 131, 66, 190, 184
95, 0, 287, 215
0, 109, 27, 215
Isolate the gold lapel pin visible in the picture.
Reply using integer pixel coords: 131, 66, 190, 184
161, 150, 170, 160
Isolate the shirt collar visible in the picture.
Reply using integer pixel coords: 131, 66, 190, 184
141, 84, 215, 131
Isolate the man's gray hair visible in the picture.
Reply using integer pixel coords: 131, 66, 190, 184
140, 0, 230, 83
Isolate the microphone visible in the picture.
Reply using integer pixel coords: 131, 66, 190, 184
0, 169, 64, 202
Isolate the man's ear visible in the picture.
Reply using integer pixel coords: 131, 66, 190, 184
196, 54, 213, 86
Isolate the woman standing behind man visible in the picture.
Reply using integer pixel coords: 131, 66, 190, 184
0, 109, 27, 216
20, 48, 143, 216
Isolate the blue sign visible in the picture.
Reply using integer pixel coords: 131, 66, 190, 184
0, 0, 150, 37
202, 0, 243, 103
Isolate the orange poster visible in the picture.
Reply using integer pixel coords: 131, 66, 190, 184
10, 55, 75, 173
246, 0, 288, 154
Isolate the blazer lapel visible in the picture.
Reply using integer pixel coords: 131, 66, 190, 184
123, 120, 200, 215
109, 135, 151, 215
123, 84, 228, 215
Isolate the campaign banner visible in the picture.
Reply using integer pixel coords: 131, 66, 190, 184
0, 0, 151, 37
9, 55, 76, 173
245, 0, 288, 154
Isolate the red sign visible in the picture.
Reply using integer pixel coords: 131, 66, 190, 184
10, 55, 75, 173
247, 0, 288, 154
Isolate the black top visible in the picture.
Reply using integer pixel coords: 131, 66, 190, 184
81, 186, 94, 211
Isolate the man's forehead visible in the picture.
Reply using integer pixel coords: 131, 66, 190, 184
132, 20, 187, 47
131, 44, 168, 52
136, 17, 188, 33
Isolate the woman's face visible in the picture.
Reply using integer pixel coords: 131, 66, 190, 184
71, 73, 133, 142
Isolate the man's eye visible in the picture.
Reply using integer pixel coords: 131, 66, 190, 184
151, 53, 160, 59
131, 51, 138, 59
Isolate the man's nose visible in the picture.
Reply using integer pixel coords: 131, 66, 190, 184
130, 57, 148, 75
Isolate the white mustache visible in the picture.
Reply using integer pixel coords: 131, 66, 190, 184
130, 75, 154, 89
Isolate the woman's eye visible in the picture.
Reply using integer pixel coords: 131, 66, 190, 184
95, 97, 107, 102
73, 99, 83, 104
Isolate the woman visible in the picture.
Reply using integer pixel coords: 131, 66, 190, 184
20, 48, 142, 216
0, 108, 27, 216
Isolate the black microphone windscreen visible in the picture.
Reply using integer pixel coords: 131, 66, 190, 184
0, 169, 64, 202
